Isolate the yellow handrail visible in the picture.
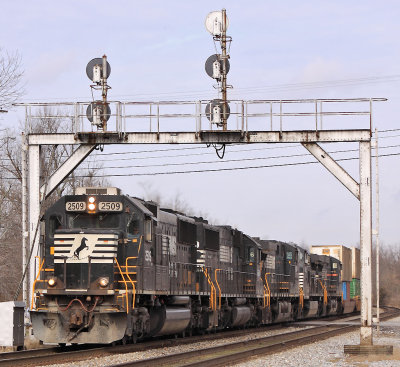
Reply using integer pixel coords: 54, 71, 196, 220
215, 269, 222, 310
259, 263, 268, 308
264, 273, 271, 307
31, 257, 45, 310
123, 236, 142, 310
318, 279, 328, 305
115, 257, 129, 313
203, 267, 216, 311
299, 287, 304, 309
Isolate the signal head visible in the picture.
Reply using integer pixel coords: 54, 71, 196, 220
205, 10, 229, 36
205, 54, 230, 80
86, 57, 111, 84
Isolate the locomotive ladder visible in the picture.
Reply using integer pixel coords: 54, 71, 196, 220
318, 279, 328, 306
114, 236, 142, 312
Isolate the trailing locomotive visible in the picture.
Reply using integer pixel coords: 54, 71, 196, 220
30, 187, 358, 344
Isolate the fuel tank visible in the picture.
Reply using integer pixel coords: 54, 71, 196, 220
149, 306, 191, 336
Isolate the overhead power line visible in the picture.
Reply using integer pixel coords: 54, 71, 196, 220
1, 151, 398, 181
75, 143, 400, 171
71, 152, 400, 178
20, 74, 400, 102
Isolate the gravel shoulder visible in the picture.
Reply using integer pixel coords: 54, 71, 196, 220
234, 317, 400, 367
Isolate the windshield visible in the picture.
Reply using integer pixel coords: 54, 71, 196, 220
67, 213, 120, 229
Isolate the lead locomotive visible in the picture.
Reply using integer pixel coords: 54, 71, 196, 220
31, 187, 357, 344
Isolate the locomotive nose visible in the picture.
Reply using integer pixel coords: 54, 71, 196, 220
52, 231, 118, 291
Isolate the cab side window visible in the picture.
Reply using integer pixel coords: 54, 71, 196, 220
127, 212, 141, 235
48, 215, 62, 238
247, 247, 255, 262
145, 218, 152, 242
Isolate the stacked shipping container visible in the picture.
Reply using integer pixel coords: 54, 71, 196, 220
310, 245, 361, 301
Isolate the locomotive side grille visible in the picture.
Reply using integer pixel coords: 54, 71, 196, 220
266, 254, 275, 270
161, 235, 169, 255
219, 245, 232, 263
197, 249, 206, 265
53, 233, 118, 264
299, 272, 304, 287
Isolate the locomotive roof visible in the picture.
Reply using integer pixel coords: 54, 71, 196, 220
126, 196, 156, 219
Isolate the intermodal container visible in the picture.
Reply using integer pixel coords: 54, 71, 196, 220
342, 281, 351, 300
310, 245, 352, 282
350, 278, 361, 299
351, 247, 360, 279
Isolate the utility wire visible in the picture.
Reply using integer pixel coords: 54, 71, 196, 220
1, 151, 399, 181
71, 152, 400, 178
73, 144, 400, 171
20, 73, 400, 102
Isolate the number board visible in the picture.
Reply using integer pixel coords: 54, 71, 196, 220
66, 202, 86, 211
99, 202, 123, 212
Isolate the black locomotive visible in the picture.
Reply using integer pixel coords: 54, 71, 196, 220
30, 187, 357, 344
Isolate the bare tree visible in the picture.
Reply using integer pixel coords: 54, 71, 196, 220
372, 243, 400, 307
0, 108, 107, 301
0, 49, 24, 111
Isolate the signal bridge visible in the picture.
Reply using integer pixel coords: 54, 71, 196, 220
17, 8, 388, 352
20, 96, 384, 347
22, 97, 382, 144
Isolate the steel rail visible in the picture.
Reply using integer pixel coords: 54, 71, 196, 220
109, 308, 400, 367
1, 309, 396, 367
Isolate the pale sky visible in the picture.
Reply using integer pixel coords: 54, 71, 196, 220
1, 0, 400, 247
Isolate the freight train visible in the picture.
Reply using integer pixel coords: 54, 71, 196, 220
30, 187, 360, 345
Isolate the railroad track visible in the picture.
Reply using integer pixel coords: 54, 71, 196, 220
110, 308, 400, 367
0, 322, 299, 367
0, 309, 396, 367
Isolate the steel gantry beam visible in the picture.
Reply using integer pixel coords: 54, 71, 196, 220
40, 145, 96, 199
359, 141, 373, 344
26, 130, 372, 145
301, 141, 373, 344
302, 143, 360, 199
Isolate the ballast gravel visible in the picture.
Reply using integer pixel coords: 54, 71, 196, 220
234, 316, 400, 367
41, 317, 400, 367
40, 326, 310, 367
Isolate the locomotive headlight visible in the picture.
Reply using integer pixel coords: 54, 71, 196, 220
48, 278, 57, 287
88, 196, 96, 211
99, 277, 109, 287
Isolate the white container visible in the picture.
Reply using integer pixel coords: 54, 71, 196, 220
310, 245, 352, 282
351, 247, 361, 279
0, 301, 25, 347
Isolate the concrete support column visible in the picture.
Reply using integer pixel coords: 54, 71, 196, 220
359, 141, 373, 344
27, 144, 41, 308
21, 134, 28, 304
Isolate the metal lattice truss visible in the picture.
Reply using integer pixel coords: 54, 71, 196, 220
20, 97, 386, 344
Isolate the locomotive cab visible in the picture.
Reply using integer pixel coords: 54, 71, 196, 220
31, 187, 155, 344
